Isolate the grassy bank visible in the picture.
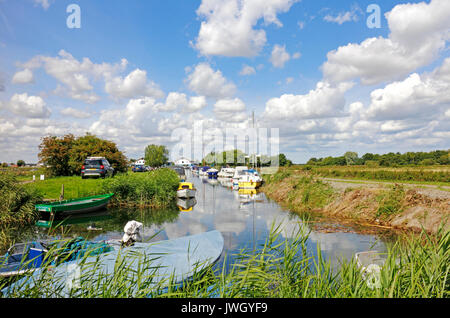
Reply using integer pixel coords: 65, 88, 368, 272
0, 169, 179, 252
2, 225, 448, 298
296, 165, 450, 184
262, 170, 449, 234
23, 168, 180, 208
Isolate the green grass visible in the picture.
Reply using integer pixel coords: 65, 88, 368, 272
376, 184, 406, 218
2, 224, 448, 298
22, 168, 180, 208
23, 175, 105, 200
294, 165, 450, 184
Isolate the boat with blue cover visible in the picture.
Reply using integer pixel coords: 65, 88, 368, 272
0, 238, 112, 277
2, 230, 224, 297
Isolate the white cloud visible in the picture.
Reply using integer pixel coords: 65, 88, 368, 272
323, 5, 361, 25
186, 63, 236, 99
366, 58, 450, 120
12, 69, 34, 84
20, 50, 129, 103
214, 98, 248, 123
239, 64, 256, 76
60, 107, 92, 119
297, 21, 305, 29
8, 93, 51, 118
322, 0, 450, 85
270, 44, 290, 68
105, 68, 164, 100
263, 81, 354, 120
186, 96, 207, 113
194, 0, 298, 57
33, 0, 51, 10
286, 77, 294, 84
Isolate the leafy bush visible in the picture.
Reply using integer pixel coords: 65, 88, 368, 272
102, 169, 179, 208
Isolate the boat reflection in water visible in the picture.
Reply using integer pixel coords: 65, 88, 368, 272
177, 198, 197, 212
218, 177, 233, 188
238, 188, 264, 205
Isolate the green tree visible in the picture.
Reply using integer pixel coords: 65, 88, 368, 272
38, 134, 75, 176
68, 133, 128, 174
344, 151, 359, 165
144, 144, 169, 167
16, 160, 26, 167
38, 133, 127, 176
278, 153, 293, 167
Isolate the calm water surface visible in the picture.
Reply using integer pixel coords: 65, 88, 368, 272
21, 170, 389, 267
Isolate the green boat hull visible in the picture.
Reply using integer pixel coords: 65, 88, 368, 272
35, 193, 114, 216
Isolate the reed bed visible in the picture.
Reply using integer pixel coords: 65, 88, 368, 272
0, 173, 42, 252
2, 224, 448, 298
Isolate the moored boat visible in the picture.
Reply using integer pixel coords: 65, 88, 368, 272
177, 182, 196, 199
238, 169, 263, 189
218, 167, 235, 178
231, 166, 248, 188
35, 193, 114, 219
0, 238, 112, 278
207, 168, 219, 178
2, 230, 224, 297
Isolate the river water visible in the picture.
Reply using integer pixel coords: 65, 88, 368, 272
22, 170, 389, 268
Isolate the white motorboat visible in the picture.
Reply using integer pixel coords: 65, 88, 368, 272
231, 166, 248, 188
218, 167, 235, 178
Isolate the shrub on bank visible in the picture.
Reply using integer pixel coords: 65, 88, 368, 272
0, 173, 42, 252
102, 168, 179, 208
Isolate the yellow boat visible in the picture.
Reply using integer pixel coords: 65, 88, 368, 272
177, 182, 196, 198
237, 169, 263, 189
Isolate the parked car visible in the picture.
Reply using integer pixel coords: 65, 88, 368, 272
81, 157, 115, 179
132, 164, 146, 172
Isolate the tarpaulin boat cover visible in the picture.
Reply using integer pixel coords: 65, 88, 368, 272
2, 230, 224, 297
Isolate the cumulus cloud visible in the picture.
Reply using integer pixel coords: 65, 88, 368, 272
322, 0, 450, 85
185, 96, 207, 113
105, 68, 164, 100
60, 107, 92, 119
366, 57, 450, 120
8, 93, 51, 118
157, 92, 207, 113
263, 81, 354, 120
214, 98, 248, 122
12, 69, 34, 84
270, 44, 291, 68
239, 65, 256, 76
19, 50, 129, 103
186, 63, 236, 99
323, 5, 362, 25
194, 0, 298, 57
33, 0, 51, 10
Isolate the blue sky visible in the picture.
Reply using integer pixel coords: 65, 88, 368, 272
0, 0, 449, 163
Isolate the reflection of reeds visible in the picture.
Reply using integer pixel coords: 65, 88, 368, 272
2, 224, 448, 298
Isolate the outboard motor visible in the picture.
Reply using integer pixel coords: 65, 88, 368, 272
121, 220, 143, 247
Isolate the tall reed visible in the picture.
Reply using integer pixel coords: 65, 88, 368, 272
2, 224, 448, 298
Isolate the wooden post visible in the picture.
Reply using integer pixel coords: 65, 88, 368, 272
59, 184, 64, 202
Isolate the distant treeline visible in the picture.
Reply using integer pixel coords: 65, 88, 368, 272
307, 150, 450, 167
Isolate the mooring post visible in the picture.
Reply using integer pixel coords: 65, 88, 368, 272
59, 184, 64, 202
